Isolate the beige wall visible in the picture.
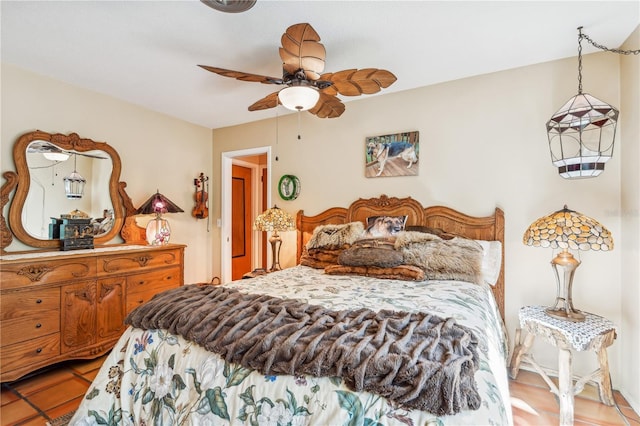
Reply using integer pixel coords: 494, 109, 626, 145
2, 41, 637, 410
620, 25, 640, 411
213, 51, 636, 406
1, 63, 214, 285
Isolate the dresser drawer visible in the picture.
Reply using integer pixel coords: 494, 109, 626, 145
126, 267, 182, 312
1, 310, 60, 346
0, 258, 95, 289
0, 334, 60, 374
98, 248, 182, 276
1, 287, 60, 319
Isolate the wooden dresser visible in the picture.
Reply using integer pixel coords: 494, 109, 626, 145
0, 244, 185, 382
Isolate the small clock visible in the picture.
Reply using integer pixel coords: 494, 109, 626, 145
278, 174, 301, 201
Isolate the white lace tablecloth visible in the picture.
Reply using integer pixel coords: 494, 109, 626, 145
519, 305, 617, 351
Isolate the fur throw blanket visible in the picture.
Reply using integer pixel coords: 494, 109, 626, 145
395, 232, 484, 284
306, 221, 364, 250
126, 284, 481, 415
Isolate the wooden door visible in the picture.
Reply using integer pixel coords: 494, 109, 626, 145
232, 165, 252, 280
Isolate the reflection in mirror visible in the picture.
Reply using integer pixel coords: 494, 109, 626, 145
25, 142, 114, 239
7, 130, 125, 249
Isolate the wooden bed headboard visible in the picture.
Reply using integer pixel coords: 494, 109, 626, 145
296, 194, 505, 319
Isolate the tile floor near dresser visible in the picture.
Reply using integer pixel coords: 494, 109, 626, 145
0, 356, 104, 426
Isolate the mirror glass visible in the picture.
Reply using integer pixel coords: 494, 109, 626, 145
25, 141, 114, 239
8, 131, 125, 249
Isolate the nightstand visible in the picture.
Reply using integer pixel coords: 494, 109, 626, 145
509, 305, 617, 426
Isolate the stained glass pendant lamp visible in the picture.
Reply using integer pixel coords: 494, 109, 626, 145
546, 27, 639, 179
63, 155, 86, 199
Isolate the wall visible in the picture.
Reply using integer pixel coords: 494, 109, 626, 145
213, 52, 633, 398
620, 25, 640, 411
1, 63, 214, 285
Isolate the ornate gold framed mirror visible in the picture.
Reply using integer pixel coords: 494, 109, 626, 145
6, 130, 126, 249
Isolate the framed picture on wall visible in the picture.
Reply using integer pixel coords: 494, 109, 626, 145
365, 131, 419, 178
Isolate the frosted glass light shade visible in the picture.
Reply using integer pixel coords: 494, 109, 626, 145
43, 152, 70, 162
278, 86, 319, 111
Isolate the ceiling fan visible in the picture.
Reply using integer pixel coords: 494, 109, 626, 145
199, 23, 397, 118
27, 141, 108, 160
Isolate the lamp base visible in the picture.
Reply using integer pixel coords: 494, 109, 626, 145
546, 249, 585, 322
146, 216, 171, 246
268, 232, 282, 272
545, 306, 586, 322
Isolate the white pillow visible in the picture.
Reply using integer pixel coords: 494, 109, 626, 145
475, 240, 502, 286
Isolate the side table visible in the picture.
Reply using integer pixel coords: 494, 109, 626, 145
509, 305, 617, 426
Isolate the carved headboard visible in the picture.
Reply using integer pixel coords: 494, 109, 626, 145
296, 195, 505, 319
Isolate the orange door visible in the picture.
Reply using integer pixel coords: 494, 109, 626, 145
231, 165, 252, 280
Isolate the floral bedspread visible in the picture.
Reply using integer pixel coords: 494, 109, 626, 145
70, 266, 512, 426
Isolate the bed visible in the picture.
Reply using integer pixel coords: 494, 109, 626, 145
70, 195, 511, 426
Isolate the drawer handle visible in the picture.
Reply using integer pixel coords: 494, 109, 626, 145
36, 299, 42, 304
35, 323, 42, 328
36, 348, 42, 353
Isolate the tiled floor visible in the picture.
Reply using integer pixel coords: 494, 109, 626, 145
1, 356, 104, 425
1, 358, 639, 425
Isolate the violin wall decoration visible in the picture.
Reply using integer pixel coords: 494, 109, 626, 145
192, 173, 209, 220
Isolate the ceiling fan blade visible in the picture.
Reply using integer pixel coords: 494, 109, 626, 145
27, 141, 107, 159
248, 91, 280, 111
308, 92, 345, 118
72, 151, 108, 159
320, 68, 397, 97
279, 23, 326, 81
198, 65, 283, 85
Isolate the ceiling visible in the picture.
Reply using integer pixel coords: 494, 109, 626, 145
2, 1, 638, 130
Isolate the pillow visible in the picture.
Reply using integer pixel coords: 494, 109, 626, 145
362, 215, 408, 238
324, 264, 425, 281
306, 222, 364, 250
404, 225, 456, 240
299, 247, 342, 269
338, 238, 403, 268
394, 232, 483, 284
475, 240, 502, 286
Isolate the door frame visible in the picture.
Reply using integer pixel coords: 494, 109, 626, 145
221, 147, 271, 283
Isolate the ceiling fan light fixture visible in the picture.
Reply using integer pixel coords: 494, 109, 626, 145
200, 0, 256, 13
278, 86, 319, 112
43, 152, 70, 162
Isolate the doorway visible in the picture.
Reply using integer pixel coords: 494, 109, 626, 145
221, 147, 271, 283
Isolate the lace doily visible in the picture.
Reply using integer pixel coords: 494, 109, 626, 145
519, 305, 616, 351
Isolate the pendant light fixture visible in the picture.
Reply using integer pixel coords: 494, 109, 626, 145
63, 155, 86, 199
546, 27, 639, 179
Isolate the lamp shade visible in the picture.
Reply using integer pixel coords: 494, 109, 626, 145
546, 93, 618, 179
278, 86, 320, 111
135, 191, 184, 215
43, 152, 70, 162
253, 205, 296, 232
523, 205, 613, 251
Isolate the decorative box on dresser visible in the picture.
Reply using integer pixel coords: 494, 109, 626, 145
0, 243, 185, 382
